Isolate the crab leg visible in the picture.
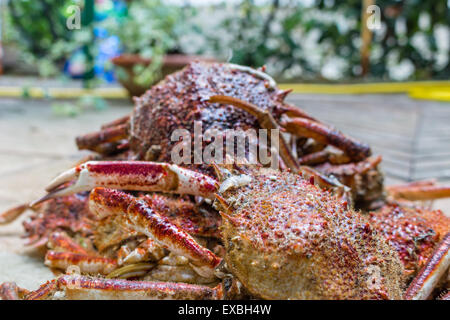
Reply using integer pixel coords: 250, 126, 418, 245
282, 118, 371, 162
47, 232, 92, 255
297, 150, 330, 165
209, 95, 300, 172
101, 115, 130, 130
25, 275, 224, 300
280, 102, 318, 122
404, 233, 450, 300
89, 187, 221, 278
31, 161, 218, 206
0, 282, 28, 300
118, 239, 166, 265
45, 251, 118, 275
386, 184, 450, 201
0, 203, 29, 224
76, 124, 128, 153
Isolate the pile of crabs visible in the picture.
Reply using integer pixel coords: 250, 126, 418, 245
0, 62, 449, 300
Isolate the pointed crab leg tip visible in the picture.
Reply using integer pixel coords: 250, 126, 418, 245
45, 167, 79, 192
31, 186, 80, 207
30, 194, 53, 208
215, 193, 229, 207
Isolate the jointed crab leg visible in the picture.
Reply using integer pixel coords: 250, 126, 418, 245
209, 95, 300, 172
387, 184, 450, 201
0, 203, 29, 224
282, 118, 371, 162
76, 124, 128, 152
47, 232, 92, 255
0, 282, 29, 300
89, 187, 222, 278
118, 239, 166, 265
279, 102, 318, 122
45, 251, 118, 275
404, 233, 450, 300
31, 161, 218, 206
101, 115, 130, 130
24, 275, 224, 300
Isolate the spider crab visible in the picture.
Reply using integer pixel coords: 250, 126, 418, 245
0, 62, 449, 299
2, 162, 449, 300
1, 62, 382, 252
1, 162, 407, 299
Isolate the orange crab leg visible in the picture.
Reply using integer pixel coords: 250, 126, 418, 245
282, 118, 371, 162
89, 187, 221, 278
45, 251, 118, 275
297, 150, 330, 165
0, 282, 29, 300
387, 184, 450, 201
101, 115, 130, 130
118, 239, 166, 265
47, 232, 92, 255
280, 102, 318, 122
315, 155, 382, 176
23, 280, 58, 300
24, 275, 224, 300
0, 203, 29, 224
76, 124, 128, 152
209, 95, 300, 172
31, 161, 219, 206
404, 233, 450, 300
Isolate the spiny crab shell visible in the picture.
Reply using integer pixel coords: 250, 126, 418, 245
128, 63, 284, 164
217, 166, 404, 299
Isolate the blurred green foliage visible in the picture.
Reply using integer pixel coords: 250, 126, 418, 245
5, 0, 93, 78
207, 0, 449, 81
4, 0, 449, 81
101, 0, 198, 87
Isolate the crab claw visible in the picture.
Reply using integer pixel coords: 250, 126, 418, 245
31, 161, 218, 206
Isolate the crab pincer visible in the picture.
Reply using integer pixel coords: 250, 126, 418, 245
31, 161, 218, 206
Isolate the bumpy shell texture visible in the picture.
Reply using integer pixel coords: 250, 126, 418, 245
220, 168, 404, 300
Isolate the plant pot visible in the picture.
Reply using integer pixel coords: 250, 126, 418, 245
111, 54, 216, 97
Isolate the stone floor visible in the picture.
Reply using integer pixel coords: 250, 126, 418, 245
0, 93, 449, 290
0, 97, 130, 289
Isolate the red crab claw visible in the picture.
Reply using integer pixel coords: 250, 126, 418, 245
89, 187, 222, 278
31, 161, 218, 206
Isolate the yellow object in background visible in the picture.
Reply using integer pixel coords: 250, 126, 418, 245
408, 87, 450, 102
0, 81, 448, 101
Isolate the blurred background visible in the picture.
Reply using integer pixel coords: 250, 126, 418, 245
1, 0, 449, 83
0, 0, 449, 289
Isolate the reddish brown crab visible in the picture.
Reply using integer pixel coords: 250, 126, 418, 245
1, 161, 449, 300
0, 162, 408, 300
1, 62, 381, 252
0, 62, 449, 299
